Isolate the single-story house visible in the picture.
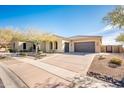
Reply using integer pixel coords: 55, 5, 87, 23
11, 35, 102, 53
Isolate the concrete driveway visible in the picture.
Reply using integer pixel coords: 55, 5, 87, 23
13, 53, 95, 80
40, 53, 95, 74
0, 53, 95, 87
0, 59, 70, 88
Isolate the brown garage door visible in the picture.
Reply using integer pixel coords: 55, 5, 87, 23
74, 42, 95, 53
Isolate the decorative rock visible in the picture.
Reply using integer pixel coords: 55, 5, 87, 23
73, 79, 80, 84
87, 71, 123, 87
79, 77, 85, 80
74, 75, 80, 80
70, 75, 118, 88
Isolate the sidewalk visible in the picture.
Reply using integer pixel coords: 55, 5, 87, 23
13, 57, 78, 81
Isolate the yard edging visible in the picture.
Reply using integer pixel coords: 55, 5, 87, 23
87, 71, 124, 87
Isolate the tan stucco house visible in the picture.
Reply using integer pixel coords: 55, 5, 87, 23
68, 36, 102, 53
11, 35, 102, 53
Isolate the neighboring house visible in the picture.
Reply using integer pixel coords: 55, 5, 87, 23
11, 35, 102, 53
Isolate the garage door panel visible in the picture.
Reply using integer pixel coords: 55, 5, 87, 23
74, 42, 95, 53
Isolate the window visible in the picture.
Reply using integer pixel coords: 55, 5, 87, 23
23, 43, 26, 49
50, 42, 53, 50
54, 41, 58, 49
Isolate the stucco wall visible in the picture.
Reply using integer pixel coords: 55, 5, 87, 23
40, 41, 46, 52
11, 41, 18, 50
45, 39, 69, 53
11, 37, 102, 53
12, 41, 33, 51
101, 45, 123, 53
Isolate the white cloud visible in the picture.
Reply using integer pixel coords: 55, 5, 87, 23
97, 25, 123, 45
102, 25, 113, 31
91, 25, 118, 35
100, 25, 118, 34
102, 31, 123, 45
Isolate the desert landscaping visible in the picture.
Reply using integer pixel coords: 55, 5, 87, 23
0, 53, 123, 88
87, 53, 124, 87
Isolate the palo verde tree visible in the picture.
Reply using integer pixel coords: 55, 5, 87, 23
0, 29, 13, 49
0, 28, 29, 51
0, 28, 58, 53
103, 6, 124, 43
103, 6, 124, 28
26, 29, 58, 53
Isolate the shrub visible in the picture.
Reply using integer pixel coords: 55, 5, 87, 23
0, 55, 6, 59
109, 58, 122, 66
98, 55, 106, 60
8, 49, 17, 53
38, 50, 43, 54
20, 50, 29, 52
19, 52, 27, 56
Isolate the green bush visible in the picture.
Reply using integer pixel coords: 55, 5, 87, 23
0, 55, 6, 59
38, 50, 43, 54
19, 50, 29, 52
109, 58, 122, 66
19, 52, 27, 56
8, 49, 17, 53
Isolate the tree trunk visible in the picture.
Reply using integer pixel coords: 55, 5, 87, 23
36, 45, 38, 54
35, 43, 39, 54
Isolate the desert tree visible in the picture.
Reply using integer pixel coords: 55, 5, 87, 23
103, 6, 124, 43
0, 29, 13, 49
116, 33, 124, 43
0, 28, 58, 53
26, 29, 58, 53
103, 6, 124, 28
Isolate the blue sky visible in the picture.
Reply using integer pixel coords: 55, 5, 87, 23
0, 5, 122, 45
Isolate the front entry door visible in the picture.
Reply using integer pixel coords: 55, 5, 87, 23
64, 42, 69, 52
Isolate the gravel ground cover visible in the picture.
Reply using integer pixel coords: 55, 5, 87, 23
87, 54, 124, 87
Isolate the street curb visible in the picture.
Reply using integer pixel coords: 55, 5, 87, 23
0, 63, 29, 88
